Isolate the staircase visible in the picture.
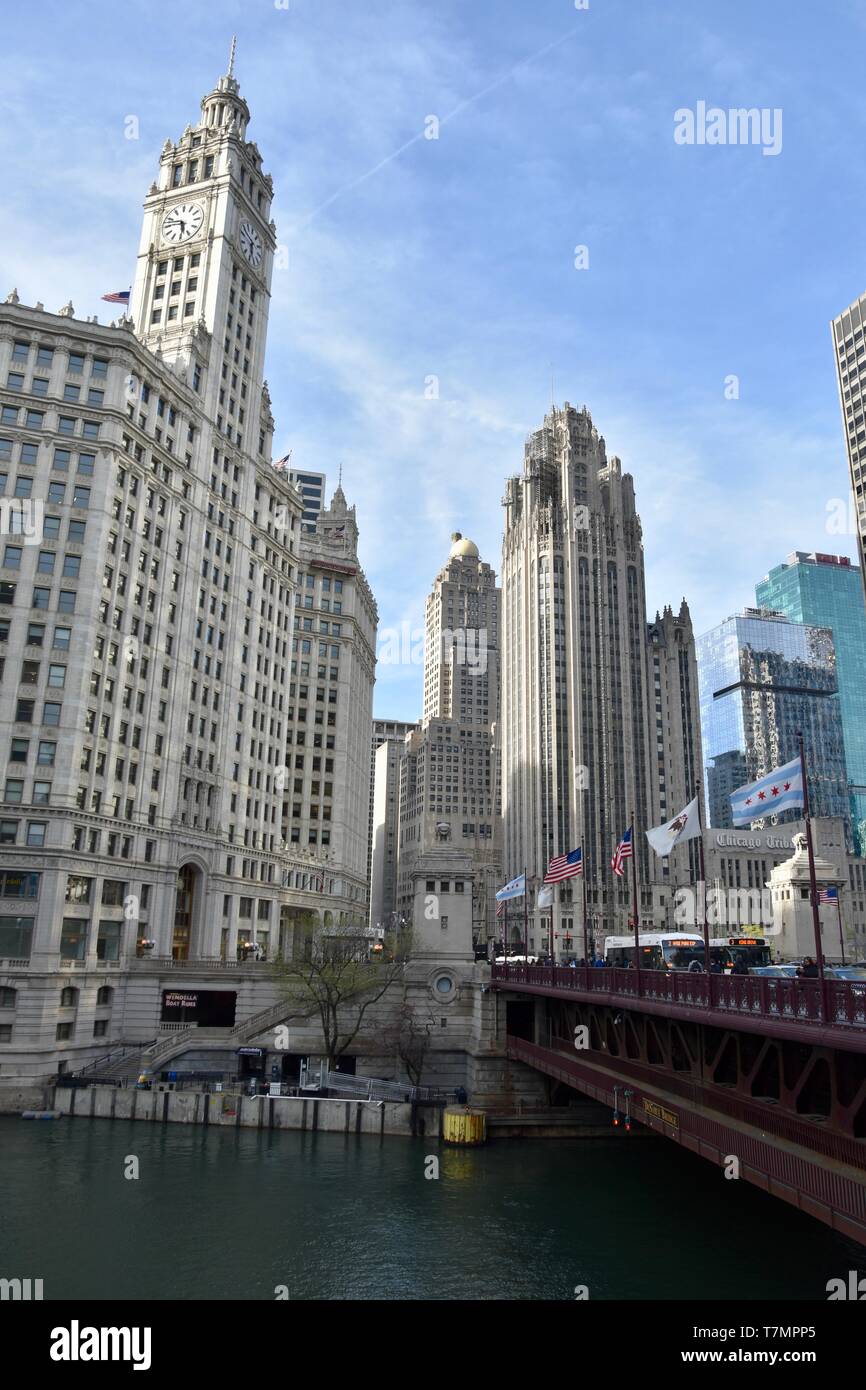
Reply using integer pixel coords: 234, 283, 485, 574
143, 1028, 196, 1067
230, 998, 314, 1043
75, 1043, 156, 1082
99, 1047, 155, 1082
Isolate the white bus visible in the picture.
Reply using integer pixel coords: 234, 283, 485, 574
709, 936, 772, 973
604, 933, 705, 971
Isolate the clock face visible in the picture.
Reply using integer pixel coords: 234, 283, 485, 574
161, 203, 204, 245
239, 220, 263, 268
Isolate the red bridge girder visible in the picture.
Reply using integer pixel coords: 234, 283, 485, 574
506, 1035, 866, 1247
502, 981, 866, 1249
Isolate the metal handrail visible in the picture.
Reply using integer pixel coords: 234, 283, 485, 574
143, 1027, 195, 1063
492, 963, 866, 1031
76, 1043, 149, 1077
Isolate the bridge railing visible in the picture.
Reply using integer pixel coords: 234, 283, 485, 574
491, 964, 866, 1029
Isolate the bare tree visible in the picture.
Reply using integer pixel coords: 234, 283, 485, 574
270, 924, 412, 1072
380, 1000, 437, 1087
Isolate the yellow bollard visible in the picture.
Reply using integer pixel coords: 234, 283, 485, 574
442, 1106, 487, 1146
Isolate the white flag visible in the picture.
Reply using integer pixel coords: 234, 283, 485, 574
646, 797, 701, 857
537, 884, 554, 909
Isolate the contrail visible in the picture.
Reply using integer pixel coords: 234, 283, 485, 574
292, 23, 584, 230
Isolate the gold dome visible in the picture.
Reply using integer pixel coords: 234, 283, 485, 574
449, 532, 479, 560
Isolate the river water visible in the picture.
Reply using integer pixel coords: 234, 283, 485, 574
1, 1117, 861, 1300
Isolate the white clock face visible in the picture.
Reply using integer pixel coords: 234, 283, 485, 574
239, 220, 263, 268
161, 203, 204, 245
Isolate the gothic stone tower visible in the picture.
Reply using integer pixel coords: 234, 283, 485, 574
501, 404, 658, 943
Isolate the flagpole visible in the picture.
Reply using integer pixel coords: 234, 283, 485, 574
696, 781, 711, 976
836, 891, 846, 965
549, 887, 555, 967
631, 813, 641, 996
798, 731, 827, 1005
523, 867, 528, 958
582, 858, 588, 967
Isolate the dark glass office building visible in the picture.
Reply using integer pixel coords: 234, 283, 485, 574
756, 551, 866, 853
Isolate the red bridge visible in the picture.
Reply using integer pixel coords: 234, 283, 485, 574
492, 964, 866, 1247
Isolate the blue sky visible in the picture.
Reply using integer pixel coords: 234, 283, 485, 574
1, 0, 864, 721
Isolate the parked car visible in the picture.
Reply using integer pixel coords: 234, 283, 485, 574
748, 964, 799, 978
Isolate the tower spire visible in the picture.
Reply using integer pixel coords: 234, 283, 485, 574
227, 35, 237, 78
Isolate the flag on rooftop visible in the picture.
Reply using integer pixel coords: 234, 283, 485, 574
730, 758, 803, 827
818, 886, 839, 904
611, 827, 633, 878
646, 798, 701, 857
544, 847, 583, 884
101, 289, 130, 304
272, 452, 292, 471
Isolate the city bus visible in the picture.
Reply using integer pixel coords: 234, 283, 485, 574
709, 937, 772, 972
604, 933, 705, 971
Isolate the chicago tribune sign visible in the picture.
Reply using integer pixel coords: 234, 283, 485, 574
713, 833, 793, 851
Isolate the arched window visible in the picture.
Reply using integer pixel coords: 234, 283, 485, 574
0, 986, 16, 1008
96, 985, 114, 1007
173, 863, 203, 961
60, 986, 79, 1008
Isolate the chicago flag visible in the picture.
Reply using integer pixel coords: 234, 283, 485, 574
730, 758, 804, 827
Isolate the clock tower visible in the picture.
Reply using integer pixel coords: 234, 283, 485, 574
129, 39, 276, 456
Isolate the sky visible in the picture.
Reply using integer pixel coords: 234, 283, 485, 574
1, 0, 864, 721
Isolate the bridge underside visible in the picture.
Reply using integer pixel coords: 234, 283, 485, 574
504, 996, 866, 1248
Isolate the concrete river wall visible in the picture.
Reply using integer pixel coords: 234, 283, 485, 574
49, 1083, 441, 1137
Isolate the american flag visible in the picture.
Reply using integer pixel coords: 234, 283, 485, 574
272, 452, 292, 471
101, 289, 130, 305
611, 827, 633, 878
544, 847, 583, 884
818, 886, 838, 904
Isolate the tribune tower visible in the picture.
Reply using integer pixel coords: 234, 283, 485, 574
501, 403, 703, 948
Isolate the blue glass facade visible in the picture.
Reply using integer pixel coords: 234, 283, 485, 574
756, 553, 866, 853
696, 610, 849, 838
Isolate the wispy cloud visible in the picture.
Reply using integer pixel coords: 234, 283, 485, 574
0, 0, 861, 721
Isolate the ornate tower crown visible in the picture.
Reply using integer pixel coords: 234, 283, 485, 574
200, 37, 251, 138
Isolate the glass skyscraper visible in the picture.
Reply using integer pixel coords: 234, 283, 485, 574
285, 468, 326, 532
756, 552, 866, 852
696, 609, 849, 838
